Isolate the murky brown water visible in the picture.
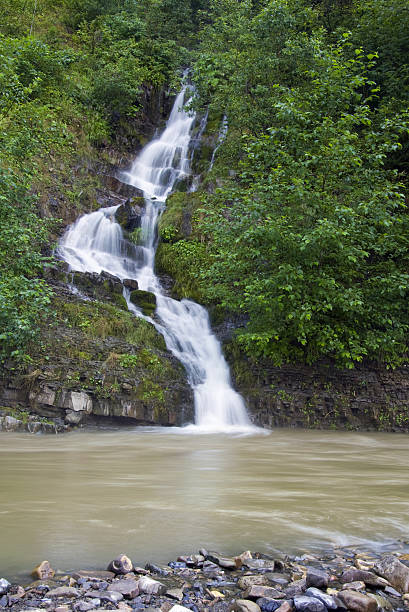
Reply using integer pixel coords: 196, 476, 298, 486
0, 428, 408, 579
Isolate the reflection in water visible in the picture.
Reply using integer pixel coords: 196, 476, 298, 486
0, 428, 408, 578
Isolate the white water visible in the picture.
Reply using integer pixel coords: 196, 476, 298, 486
58, 86, 260, 434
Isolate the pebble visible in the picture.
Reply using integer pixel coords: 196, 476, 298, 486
233, 600, 262, 612
31, 560, 55, 580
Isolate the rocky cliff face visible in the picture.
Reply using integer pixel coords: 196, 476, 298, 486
224, 342, 409, 432
0, 277, 193, 431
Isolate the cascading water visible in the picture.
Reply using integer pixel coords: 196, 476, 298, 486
58, 85, 261, 434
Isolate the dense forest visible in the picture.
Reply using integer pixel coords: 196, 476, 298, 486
1, 0, 409, 370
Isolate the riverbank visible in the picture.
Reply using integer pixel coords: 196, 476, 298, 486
2, 544, 409, 611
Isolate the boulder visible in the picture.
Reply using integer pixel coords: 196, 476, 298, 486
123, 278, 139, 290
337, 590, 378, 612
129, 289, 157, 316
31, 560, 55, 580
115, 198, 145, 232
60, 391, 93, 413
374, 555, 409, 593
107, 554, 133, 575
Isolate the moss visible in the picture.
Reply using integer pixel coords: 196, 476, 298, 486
54, 297, 165, 349
129, 290, 157, 316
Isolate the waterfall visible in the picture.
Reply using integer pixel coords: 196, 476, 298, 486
58, 85, 261, 434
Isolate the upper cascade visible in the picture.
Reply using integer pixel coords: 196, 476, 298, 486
58, 83, 264, 435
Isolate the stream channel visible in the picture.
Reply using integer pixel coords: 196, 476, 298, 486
0, 85, 408, 581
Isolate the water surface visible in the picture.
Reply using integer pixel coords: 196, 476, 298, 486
0, 428, 408, 579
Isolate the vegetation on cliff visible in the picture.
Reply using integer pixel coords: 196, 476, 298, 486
1, 0, 409, 372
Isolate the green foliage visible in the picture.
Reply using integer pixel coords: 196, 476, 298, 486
190, 0, 409, 367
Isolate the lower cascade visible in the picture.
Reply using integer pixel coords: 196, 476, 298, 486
58, 85, 260, 434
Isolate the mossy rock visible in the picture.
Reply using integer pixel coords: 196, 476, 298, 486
129, 289, 157, 316
115, 198, 145, 231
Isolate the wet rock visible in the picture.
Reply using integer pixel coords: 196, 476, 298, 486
375, 556, 409, 593
116, 198, 144, 232
203, 560, 222, 574
245, 586, 285, 600
294, 596, 327, 612
0, 579, 11, 595
123, 278, 139, 290
137, 575, 166, 595
107, 554, 134, 575
231, 600, 262, 612
0, 595, 8, 608
110, 578, 139, 598
168, 606, 192, 612
305, 588, 337, 609
31, 560, 55, 580
238, 576, 269, 590
341, 568, 388, 588
306, 569, 329, 590
337, 590, 378, 612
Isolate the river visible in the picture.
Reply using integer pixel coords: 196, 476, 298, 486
0, 428, 408, 579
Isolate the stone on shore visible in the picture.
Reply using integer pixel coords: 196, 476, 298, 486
137, 575, 166, 595
374, 555, 409, 593
231, 599, 262, 612
107, 554, 133, 575
305, 587, 337, 609
337, 589, 378, 612
306, 568, 329, 589
245, 585, 285, 600
0, 579, 11, 595
294, 595, 327, 612
341, 568, 389, 588
47, 586, 80, 598
109, 577, 139, 598
238, 575, 269, 590
31, 560, 55, 580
